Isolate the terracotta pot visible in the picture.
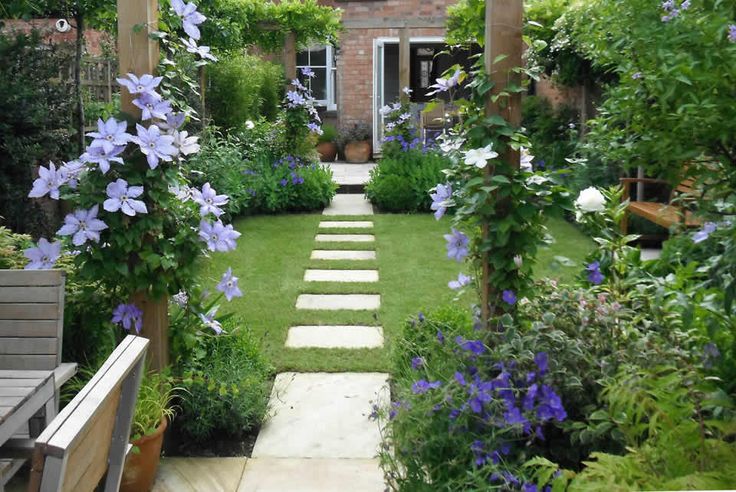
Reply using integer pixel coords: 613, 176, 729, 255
120, 419, 167, 492
344, 141, 372, 163
317, 141, 338, 162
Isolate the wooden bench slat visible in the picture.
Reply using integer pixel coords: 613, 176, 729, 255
0, 355, 58, 371
0, 287, 59, 303
0, 320, 58, 337
0, 378, 46, 387
0, 303, 60, 320
0, 270, 64, 287
0, 337, 57, 355
628, 201, 701, 229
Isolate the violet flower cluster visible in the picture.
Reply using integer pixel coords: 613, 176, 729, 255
285, 68, 323, 135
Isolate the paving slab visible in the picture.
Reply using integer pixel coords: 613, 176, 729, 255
323, 194, 374, 216
310, 250, 377, 261
286, 325, 384, 349
296, 294, 381, 311
315, 234, 375, 243
304, 269, 379, 283
324, 162, 376, 186
319, 221, 374, 229
252, 372, 389, 459
152, 457, 247, 492
238, 458, 384, 492
640, 248, 662, 261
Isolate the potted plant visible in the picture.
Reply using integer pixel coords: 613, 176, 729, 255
120, 371, 178, 492
341, 123, 373, 163
316, 123, 339, 162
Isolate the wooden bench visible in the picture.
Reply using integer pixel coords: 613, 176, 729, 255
620, 177, 702, 235
11, 335, 149, 492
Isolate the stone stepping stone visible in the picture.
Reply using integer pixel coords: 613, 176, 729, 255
152, 457, 247, 492
323, 194, 374, 216
315, 234, 374, 243
319, 221, 374, 229
286, 326, 384, 349
304, 269, 379, 283
238, 458, 384, 492
311, 250, 377, 261
296, 294, 380, 311
252, 372, 389, 459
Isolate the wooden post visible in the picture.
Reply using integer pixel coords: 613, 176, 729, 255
283, 32, 297, 88
481, 0, 523, 324
117, 0, 169, 371
399, 26, 410, 104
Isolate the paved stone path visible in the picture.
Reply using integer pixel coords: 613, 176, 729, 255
324, 162, 376, 186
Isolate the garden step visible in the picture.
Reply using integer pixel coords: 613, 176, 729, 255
304, 269, 379, 283
252, 372, 389, 459
325, 162, 376, 186
323, 194, 374, 216
238, 458, 384, 491
319, 221, 374, 229
315, 234, 375, 243
310, 250, 377, 261
296, 294, 380, 311
285, 325, 384, 349
152, 457, 247, 492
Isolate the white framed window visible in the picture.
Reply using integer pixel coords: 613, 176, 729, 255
297, 45, 337, 111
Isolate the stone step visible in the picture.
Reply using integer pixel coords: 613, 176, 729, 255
304, 269, 379, 283
152, 457, 247, 492
286, 326, 384, 349
323, 194, 374, 216
315, 234, 374, 243
296, 294, 380, 311
238, 458, 384, 492
252, 372, 389, 459
310, 250, 377, 261
319, 221, 374, 229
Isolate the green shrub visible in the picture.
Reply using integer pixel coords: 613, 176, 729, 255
318, 123, 338, 143
207, 53, 283, 129
0, 226, 31, 269
365, 149, 450, 212
522, 96, 578, 171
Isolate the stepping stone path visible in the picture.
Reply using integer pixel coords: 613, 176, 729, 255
248, 194, 387, 490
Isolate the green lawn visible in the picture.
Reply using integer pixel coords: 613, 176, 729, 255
205, 212, 592, 373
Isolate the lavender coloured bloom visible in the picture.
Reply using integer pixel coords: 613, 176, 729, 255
502, 290, 517, 305
57, 205, 108, 246
436, 328, 444, 344
181, 37, 218, 61
536, 384, 567, 422
411, 379, 441, 395
172, 130, 200, 157
171, 0, 207, 40
285, 90, 306, 108
192, 182, 228, 217
112, 303, 143, 334
693, 222, 717, 243
198, 219, 240, 252
631, 72, 643, 80
703, 342, 721, 369
503, 406, 529, 428
448, 272, 471, 290
301, 67, 315, 78
59, 160, 86, 189
103, 179, 148, 216
132, 93, 172, 121
307, 122, 323, 135
81, 144, 125, 174
729, 24, 736, 43
444, 228, 469, 262
157, 112, 186, 132
586, 261, 605, 285
454, 371, 466, 386
198, 308, 224, 335
279, 178, 288, 187
24, 238, 62, 270
534, 352, 549, 375
411, 357, 424, 370
116, 73, 163, 98
523, 383, 538, 411
86, 117, 131, 153
216, 267, 243, 301
132, 124, 177, 169
456, 336, 486, 355
430, 183, 452, 220
28, 162, 64, 200
172, 291, 189, 307
522, 483, 538, 492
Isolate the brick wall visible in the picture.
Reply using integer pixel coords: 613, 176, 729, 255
320, 0, 453, 20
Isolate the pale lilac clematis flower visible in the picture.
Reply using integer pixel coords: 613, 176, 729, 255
112, 303, 143, 334
307, 122, 323, 135
172, 130, 200, 156
24, 238, 62, 270
729, 24, 736, 43
116, 73, 163, 98
170, 183, 193, 202
430, 183, 452, 220
464, 144, 499, 169
192, 183, 228, 217
157, 112, 186, 133
86, 117, 131, 153
693, 222, 717, 243
198, 220, 240, 252
59, 160, 86, 189
426, 69, 462, 96
132, 93, 172, 121
81, 144, 125, 174
301, 67, 315, 78
216, 268, 243, 301
444, 228, 469, 262
448, 272, 472, 290
181, 37, 217, 61
171, 0, 206, 40
198, 308, 224, 335
103, 179, 148, 216
57, 205, 108, 246
28, 162, 64, 199
132, 124, 177, 169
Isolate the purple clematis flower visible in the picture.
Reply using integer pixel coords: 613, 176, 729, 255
132, 124, 177, 169
24, 238, 62, 270
81, 144, 125, 174
198, 220, 240, 252
502, 290, 517, 305
430, 183, 452, 220
157, 112, 186, 133
171, 0, 207, 40
693, 222, 717, 243
116, 73, 163, 98
448, 272, 471, 290
57, 205, 108, 246
198, 307, 224, 334
181, 37, 218, 61
112, 303, 143, 334
285, 90, 306, 108
132, 93, 172, 121
192, 183, 228, 217
301, 67, 315, 78
28, 162, 64, 200
444, 228, 469, 262
103, 179, 148, 216
86, 117, 131, 153
216, 267, 243, 301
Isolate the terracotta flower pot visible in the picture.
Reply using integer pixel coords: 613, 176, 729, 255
344, 141, 372, 163
317, 141, 338, 162
120, 418, 168, 492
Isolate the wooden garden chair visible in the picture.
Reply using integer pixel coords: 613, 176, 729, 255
620, 176, 702, 235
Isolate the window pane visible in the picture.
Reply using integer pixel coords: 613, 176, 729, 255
311, 68, 327, 101
310, 47, 327, 66
297, 50, 309, 66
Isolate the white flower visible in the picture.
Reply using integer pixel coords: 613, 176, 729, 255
402, 86, 413, 95
439, 136, 465, 154
463, 144, 499, 168
526, 174, 548, 186
520, 147, 534, 171
575, 187, 606, 212
245, 120, 255, 130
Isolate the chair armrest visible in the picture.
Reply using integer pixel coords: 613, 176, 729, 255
54, 363, 78, 390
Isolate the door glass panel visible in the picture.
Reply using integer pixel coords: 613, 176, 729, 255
310, 47, 327, 66
311, 68, 327, 100
297, 50, 309, 66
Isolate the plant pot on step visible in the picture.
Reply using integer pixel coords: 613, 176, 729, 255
317, 141, 338, 162
120, 418, 168, 492
344, 140, 372, 163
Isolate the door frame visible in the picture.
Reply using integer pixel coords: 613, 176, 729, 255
372, 36, 445, 153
